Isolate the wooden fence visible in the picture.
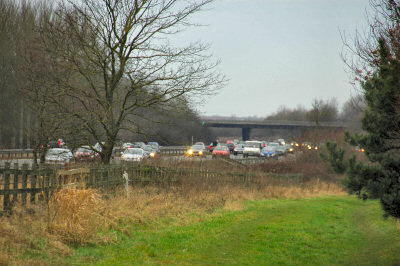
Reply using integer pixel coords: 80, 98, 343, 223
0, 162, 252, 212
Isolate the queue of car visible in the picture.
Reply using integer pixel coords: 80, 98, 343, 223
44, 138, 313, 165
44, 141, 161, 165
197, 138, 309, 159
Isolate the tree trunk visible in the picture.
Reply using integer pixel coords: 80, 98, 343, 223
19, 100, 24, 148
26, 111, 31, 149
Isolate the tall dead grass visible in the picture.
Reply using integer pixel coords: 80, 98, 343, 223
48, 188, 106, 245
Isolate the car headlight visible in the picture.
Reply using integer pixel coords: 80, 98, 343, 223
199, 151, 203, 155
150, 152, 155, 157
187, 149, 193, 155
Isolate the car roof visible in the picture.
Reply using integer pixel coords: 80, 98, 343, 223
49, 148, 70, 151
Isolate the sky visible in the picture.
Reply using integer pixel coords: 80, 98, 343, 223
176, 0, 371, 117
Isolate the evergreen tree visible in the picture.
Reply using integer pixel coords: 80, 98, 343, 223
321, 0, 400, 219
322, 37, 400, 218
342, 38, 400, 218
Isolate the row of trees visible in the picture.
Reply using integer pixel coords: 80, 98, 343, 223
265, 99, 340, 122
265, 97, 365, 132
0, 0, 224, 164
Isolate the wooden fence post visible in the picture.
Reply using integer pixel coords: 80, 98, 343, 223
22, 164, 28, 207
50, 171, 57, 196
12, 163, 19, 205
105, 167, 109, 190
3, 163, 11, 212
44, 169, 50, 201
30, 167, 37, 204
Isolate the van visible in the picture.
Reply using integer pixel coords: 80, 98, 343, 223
243, 141, 262, 157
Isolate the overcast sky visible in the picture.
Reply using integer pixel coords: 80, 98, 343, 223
177, 0, 371, 117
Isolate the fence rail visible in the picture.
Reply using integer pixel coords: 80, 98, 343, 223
0, 149, 34, 159
0, 162, 252, 212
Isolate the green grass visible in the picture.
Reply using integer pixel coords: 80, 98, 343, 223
65, 196, 400, 265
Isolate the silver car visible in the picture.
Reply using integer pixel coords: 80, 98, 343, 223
121, 148, 145, 162
45, 148, 74, 164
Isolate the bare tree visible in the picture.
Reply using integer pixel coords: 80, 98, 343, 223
342, 0, 400, 85
38, 0, 225, 163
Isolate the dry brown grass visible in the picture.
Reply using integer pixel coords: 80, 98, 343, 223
0, 155, 346, 265
48, 188, 106, 245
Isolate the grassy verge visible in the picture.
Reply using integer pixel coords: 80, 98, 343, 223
1, 154, 398, 265
67, 196, 400, 265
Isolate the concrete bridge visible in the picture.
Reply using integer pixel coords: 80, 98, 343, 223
203, 120, 346, 140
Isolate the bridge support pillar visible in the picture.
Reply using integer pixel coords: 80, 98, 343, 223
242, 128, 251, 141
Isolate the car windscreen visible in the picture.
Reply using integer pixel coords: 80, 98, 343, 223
148, 142, 159, 146
192, 145, 203, 150
215, 146, 228, 151
77, 147, 91, 152
268, 142, 280, 147
245, 142, 260, 148
143, 145, 154, 151
47, 149, 71, 156
125, 149, 143, 155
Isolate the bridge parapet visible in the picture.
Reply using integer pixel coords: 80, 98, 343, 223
203, 120, 346, 128
202, 120, 346, 140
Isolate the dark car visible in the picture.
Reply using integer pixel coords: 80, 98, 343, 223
148, 142, 161, 154
227, 142, 235, 152
208, 141, 219, 152
143, 145, 157, 158
48, 139, 66, 148
233, 143, 245, 155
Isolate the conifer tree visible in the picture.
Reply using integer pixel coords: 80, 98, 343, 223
344, 37, 400, 218
324, 0, 400, 219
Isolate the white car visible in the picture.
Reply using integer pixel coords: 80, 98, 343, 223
45, 148, 74, 164
243, 141, 262, 157
121, 148, 145, 162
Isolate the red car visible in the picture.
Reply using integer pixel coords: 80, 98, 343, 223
212, 146, 230, 158
74, 146, 95, 161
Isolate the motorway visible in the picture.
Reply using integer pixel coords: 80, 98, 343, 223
0, 153, 293, 169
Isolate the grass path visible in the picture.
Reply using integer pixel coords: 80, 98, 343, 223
70, 196, 400, 265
